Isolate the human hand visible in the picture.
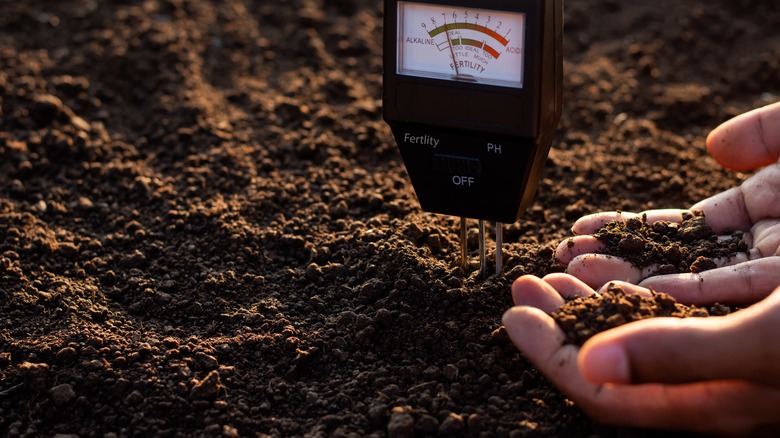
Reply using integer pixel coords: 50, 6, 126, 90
503, 274, 780, 436
556, 102, 780, 305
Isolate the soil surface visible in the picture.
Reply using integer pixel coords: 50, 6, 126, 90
1, 0, 779, 437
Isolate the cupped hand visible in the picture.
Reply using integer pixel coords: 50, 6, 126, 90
503, 273, 780, 436
555, 102, 780, 305
556, 208, 780, 305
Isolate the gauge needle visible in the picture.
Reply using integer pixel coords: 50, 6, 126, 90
444, 25, 460, 76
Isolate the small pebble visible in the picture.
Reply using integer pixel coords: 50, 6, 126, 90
49, 383, 76, 406
387, 409, 414, 438
191, 370, 222, 399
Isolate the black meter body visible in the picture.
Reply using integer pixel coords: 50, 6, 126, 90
383, 0, 563, 224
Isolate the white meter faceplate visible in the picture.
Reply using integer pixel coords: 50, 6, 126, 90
397, 2, 526, 89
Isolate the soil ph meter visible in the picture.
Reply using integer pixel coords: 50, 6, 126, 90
383, 0, 563, 275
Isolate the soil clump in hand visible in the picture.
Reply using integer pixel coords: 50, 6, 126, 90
552, 284, 735, 346
593, 211, 748, 276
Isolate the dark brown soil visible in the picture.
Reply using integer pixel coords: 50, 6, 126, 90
1, 1, 779, 437
593, 211, 748, 276
553, 284, 733, 346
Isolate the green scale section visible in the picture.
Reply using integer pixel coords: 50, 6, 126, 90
427, 22, 510, 46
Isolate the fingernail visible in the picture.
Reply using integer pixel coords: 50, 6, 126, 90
581, 344, 630, 384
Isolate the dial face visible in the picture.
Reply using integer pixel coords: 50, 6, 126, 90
397, 2, 526, 89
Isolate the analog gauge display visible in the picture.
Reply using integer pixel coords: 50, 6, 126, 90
397, 2, 526, 88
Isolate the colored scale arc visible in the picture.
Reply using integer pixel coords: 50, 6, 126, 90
455, 37, 500, 59
427, 22, 508, 59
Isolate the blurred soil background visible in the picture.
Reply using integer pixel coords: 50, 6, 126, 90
1, 0, 779, 436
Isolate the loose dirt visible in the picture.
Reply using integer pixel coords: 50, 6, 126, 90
593, 211, 748, 276
553, 284, 732, 346
1, 0, 779, 437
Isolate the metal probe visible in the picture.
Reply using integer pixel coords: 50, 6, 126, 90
479, 220, 486, 277
460, 217, 468, 268
460, 218, 503, 277
495, 222, 503, 276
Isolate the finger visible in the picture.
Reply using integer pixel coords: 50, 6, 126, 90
596, 281, 654, 298
565, 254, 642, 288
692, 163, 780, 233
555, 236, 604, 266
542, 273, 597, 299
639, 208, 690, 224
572, 212, 640, 235
740, 163, 780, 225
690, 187, 750, 233
511, 275, 565, 313
571, 209, 688, 235
639, 257, 780, 305
580, 317, 733, 385
752, 219, 780, 257
585, 376, 780, 436
502, 306, 572, 369
503, 306, 610, 411
581, 288, 780, 386
706, 100, 780, 171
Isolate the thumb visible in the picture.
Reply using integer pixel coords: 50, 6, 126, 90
706, 101, 780, 171
578, 289, 780, 386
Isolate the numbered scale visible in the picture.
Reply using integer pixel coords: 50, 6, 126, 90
398, 3, 527, 88
383, 0, 563, 275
